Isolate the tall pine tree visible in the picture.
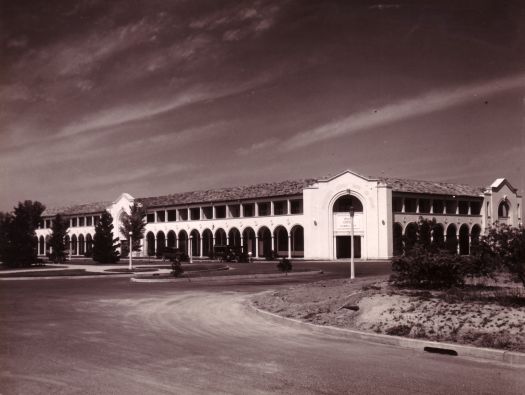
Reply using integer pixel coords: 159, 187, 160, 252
0, 201, 45, 267
48, 214, 69, 263
119, 202, 147, 254
93, 211, 120, 264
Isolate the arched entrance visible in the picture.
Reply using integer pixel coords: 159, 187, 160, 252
274, 226, 289, 257
459, 224, 470, 255
71, 235, 78, 256
393, 223, 403, 256
446, 224, 458, 254
202, 229, 213, 257
228, 228, 241, 248
156, 231, 166, 258
258, 226, 272, 258
78, 234, 85, 256
290, 225, 304, 258
178, 230, 188, 254
167, 230, 176, 248
39, 236, 45, 255
242, 227, 256, 257
86, 234, 93, 256
404, 223, 418, 253
146, 232, 155, 256
432, 224, 445, 250
470, 224, 481, 254
215, 228, 226, 246
332, 194, 363, 259
190, 229, 200, 257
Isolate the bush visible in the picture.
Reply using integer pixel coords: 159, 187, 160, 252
391, 247, 467, 289
171, 259, 184, 277
277, 257, 292, 275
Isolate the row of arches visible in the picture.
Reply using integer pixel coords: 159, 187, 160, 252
146, 225, 305, 259
392, 222, 482, 256
38, 234, 93, 256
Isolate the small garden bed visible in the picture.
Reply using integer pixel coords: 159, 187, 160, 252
252, 277, 525, 352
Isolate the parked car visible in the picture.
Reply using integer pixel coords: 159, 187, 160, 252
213, 245, 248, 263
162, 247, 189, 263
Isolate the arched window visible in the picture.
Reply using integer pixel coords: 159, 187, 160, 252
228, 228, 241, 248
333, 195, 363, 212
242, 227, 256, 257
498, 201, 510, 218
258, 226, 272, 258
274, 226, 288, 257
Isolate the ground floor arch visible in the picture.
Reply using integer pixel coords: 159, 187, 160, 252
146, 232, 155, 256
243, 227, 256, 257
446, 224, 458, 254
290, 225, 304, 258
78, 234, 85, 256
190, 229, 200, 257
393, 223, 403, 256
228, 228, 241, 248
258, 226, 272, 258
202, 229, 213, 257
215, 228, 227, 246
156, 231, 166, 257
167, 230, 176, 248
86, 234, 93, 256
459, 224, 470, 255
178, 230, 188, 254
274, 226, 289, 257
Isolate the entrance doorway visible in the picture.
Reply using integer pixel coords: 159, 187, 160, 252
336, 236, 361, 259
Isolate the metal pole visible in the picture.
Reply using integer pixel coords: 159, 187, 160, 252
350, 212, 355, 280
128, 232, 133, 270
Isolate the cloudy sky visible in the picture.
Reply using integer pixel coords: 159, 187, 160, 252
1, 0, 524, 213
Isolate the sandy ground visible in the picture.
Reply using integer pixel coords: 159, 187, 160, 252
252, 278, 525, 352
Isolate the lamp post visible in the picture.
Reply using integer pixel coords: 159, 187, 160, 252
128, 231, 133, 271
349, 204, 355, 280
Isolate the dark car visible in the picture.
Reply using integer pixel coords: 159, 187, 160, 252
162, 247, 188, 262
213, 245, 248, 263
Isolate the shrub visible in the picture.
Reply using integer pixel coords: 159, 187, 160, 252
391, 247, 467, 289
277, 257, 292, 275
171, 259, 184, 277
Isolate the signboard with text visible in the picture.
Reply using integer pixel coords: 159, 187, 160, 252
333, 213, 363, 233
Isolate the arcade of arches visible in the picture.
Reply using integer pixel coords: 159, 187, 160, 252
392, 221, 482, 256
144, 225, 304, 259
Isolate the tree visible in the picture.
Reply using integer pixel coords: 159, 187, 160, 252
93, 211, 120, 264
48, 214, 69, 263
478, 223, 525, 287
0, 201, 45, 267
119, 202, 147, 254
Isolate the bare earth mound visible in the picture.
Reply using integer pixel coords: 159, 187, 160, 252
252, 278, 525, 352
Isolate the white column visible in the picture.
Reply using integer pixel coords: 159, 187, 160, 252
430, 199, 434, 214
255, 203, 259, 217
255, 236, 259, 258
200, 237, 203, 258
401, 198, 405, 213
287, 235, 292, 259
416, 199, 420, 214
287, 200, 291, 215
271, 235, 275, 251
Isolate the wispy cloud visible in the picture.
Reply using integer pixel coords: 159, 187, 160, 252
236, 137, 279, 156
276, 72, 525, 152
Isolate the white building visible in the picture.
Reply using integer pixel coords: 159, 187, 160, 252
36, 170, 522, 260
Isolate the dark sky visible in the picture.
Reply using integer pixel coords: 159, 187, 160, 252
1, 0, 524, 212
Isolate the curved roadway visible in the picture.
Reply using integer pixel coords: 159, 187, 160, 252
0, 276, 523, 394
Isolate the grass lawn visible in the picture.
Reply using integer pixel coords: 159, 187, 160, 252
252, 276, 525, 352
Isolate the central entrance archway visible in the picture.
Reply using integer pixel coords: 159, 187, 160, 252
332, 194, 364, 259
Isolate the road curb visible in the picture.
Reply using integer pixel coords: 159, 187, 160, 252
131, 270, 323, 283
247, 301, 525, 367
0, 273, 134, 281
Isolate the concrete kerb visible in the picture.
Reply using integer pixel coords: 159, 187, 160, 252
246, 298, 525, 367
131, 270, 324, 283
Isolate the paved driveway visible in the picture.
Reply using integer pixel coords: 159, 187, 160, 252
0, 271, 523, 394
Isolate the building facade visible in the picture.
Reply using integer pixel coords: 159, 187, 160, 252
36, 170, 523, 260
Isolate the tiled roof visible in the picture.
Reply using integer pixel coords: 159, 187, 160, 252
381, 177, 485, 197
136, 179, 317, 208
43, 201, 110, 217
41, 174, 489, 217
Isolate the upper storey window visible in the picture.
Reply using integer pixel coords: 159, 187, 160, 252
498, 201, 510, 218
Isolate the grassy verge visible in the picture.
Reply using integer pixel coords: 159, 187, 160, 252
0, 269, 122, 277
